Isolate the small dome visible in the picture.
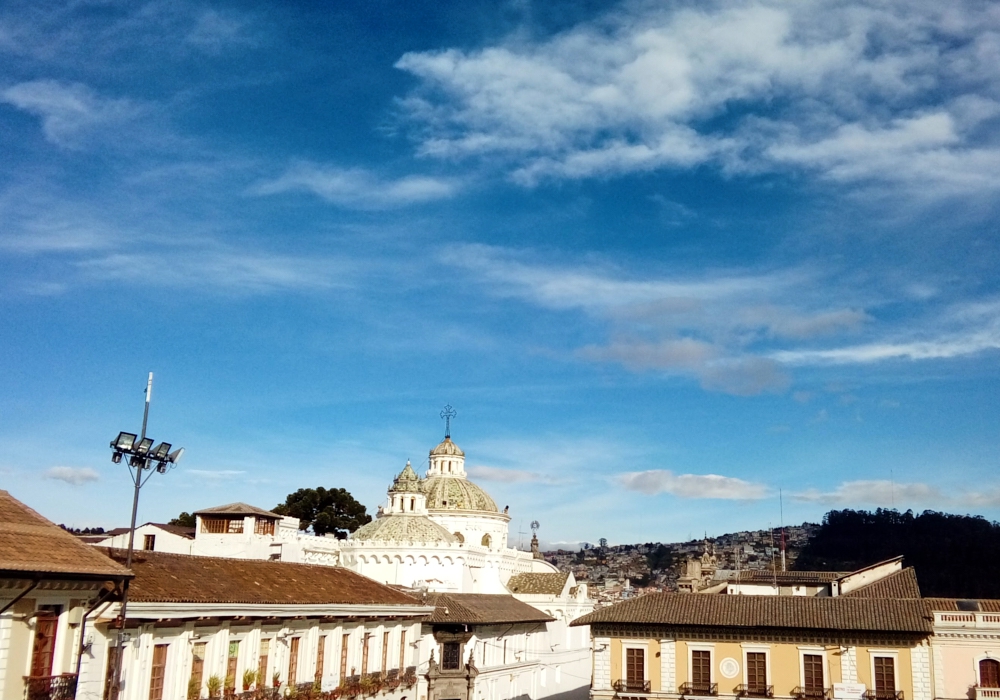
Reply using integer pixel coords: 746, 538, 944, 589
390, 461, 422, 493
423, 475, 498, 512
430, 437, 465, 457
351, 514, 456, 544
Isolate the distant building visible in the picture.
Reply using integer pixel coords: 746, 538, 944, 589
87, 523, 195, 555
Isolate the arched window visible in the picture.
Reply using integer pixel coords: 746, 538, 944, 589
481, 534, 491, 547
453, 532, 465, 543
410, 497, 415, 511
981, 659, 1000, 688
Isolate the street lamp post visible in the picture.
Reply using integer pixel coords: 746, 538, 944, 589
107, 372, 184, 700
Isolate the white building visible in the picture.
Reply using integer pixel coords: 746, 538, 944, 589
88, 523, 195, 555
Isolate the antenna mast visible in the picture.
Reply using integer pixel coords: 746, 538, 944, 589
779, 489, 786, 572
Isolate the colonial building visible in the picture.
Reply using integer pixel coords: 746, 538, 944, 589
88, 524, 195, 555
924, 598, 1000, 700
0, 490, 131, 700
571, 592, 933, 700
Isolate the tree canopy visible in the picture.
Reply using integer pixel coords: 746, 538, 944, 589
794, 508, 1000, 598
168, 512, 196, 528
273, 487, 371, 538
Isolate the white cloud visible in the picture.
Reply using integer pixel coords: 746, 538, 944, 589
44, 466, 99, 485
1, 80, 145, 149
618, 469, 769, 500
793, 480, 941, 506
253, 162, 458, 209
186, 10, 258, 53
397, 0, 1000, 195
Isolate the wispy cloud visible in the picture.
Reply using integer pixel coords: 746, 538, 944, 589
44, 466, 99, 485
185, 469, 247, 482
397, 0, 1000, 197
253, 162, 459, 209
618, 469, 769, 500
1, 80, 146, 149
792, 480, 1000, 508
467, 465, 548, 483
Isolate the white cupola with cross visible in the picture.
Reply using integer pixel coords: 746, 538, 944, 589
427, 405, 466, 477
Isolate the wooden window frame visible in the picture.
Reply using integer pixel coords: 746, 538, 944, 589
870, 653, 898, 695
149, 644, 168, 700
191, 643, 207, 698
143, 534, 156, 551
316, 636, 326, 684
979, 658, 1000, 688
254, 518, 275, 536
340, 634, 350, 681
742, 646, 770, 694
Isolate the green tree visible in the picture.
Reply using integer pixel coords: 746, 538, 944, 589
647, 544, 674, 572
169, 512, 196, 527
273, 487, 371, 538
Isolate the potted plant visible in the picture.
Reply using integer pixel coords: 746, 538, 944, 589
243, 671, 257, 692
207, 676, 223, 699
188, 678, 202, 700
273, 673, 282, 689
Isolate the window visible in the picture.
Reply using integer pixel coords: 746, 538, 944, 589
143, 534, 156, 550
190, 643, 207, 699
481, 534, 491, 547
409, 498, 415, 511
746, 652, 768, 694
626, 648, 645, 684
399, 631, 407, 672
149, 645, 168, 700
226, 641, 240, 692
104, 645, 123, 700
981, 659, 1000, 688
442, 642, 461, 670
382, 631, 390, 672
29, 610, 58, 677
258, 639, 270, 688
803, 655, 824, 695
340, 634, 350, 680
873, 657, 896, 698
201, 517, 243, 534
255, 518, 275, 536
316, 637, 326, 683
692, 650, 712, 689
289, 638, 300, 686
453, 533, 465, 543
362, 633, 370, 675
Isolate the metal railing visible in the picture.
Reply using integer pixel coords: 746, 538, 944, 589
735, 684, 774, 699
24, 675, 78, 700
792, 686, 832, 700
613, 679, 651, 693
680, 682, 718, 697
864, 691, 903, 700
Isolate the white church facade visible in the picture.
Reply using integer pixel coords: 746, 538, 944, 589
82, 430, 594, 700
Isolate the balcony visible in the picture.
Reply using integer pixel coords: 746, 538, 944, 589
680, 683, 718, 697
24, 675, 78, 700
975, 690, 1000, 700
864, 692, 903, 700
792, 687, 831, 700
735, 684, 774, 699
613, 679, 651, 693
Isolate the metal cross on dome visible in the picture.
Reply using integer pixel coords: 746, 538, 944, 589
440, 404, 457, 438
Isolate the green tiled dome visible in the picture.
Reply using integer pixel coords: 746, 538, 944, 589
430, 437, 465, 457
423, 476, 498, 512
351, 514, 456, 543
389, 461, 422, 493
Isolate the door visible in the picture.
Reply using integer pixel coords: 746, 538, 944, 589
746, 653, 768, 695
626, 648, 645, 690
981, 660, 1000, 688
149, 645, 168, 700
30, 613, 58, 677
873, 657, 896, 698
803, 655, 823, 696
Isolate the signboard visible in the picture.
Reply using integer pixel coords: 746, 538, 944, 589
833, 683, 867, 700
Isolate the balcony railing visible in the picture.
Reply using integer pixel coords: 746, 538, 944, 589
24, 674, 78, 700
613, 679, 651, 693
864, 691, 903, 700
680, 682, 718, 697
975, 688, 1000, 700
736, 684, 774, 699
792, 686, 832, 700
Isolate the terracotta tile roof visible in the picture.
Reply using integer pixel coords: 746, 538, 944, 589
103, 549, 426, 607
0, 490, 131, 579
425, 593, 555, 625
193, 502, 279, 518
507, 572, 569, 595
924, 598, 1000, 613
844, 568, 921, 599
728, 570, 845, 584
570, 592, 931, 633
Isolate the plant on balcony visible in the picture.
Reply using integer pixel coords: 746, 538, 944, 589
208, 676, 223, 699
243, 670, 258, 692
188, 679, 202, 700
273, 673, 283, 689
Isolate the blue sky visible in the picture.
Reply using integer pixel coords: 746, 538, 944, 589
2, 0, 1000, 548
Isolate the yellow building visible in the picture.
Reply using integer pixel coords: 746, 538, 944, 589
571, 593, 932, 700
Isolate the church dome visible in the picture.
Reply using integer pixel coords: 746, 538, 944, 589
423, 475, 498, 512
351, 514, 456, 544
389, 460, 422, 493
430, 437, 465, 457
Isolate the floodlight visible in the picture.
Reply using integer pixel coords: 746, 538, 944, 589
134, 437, 154, 456
150, 442, 171, 461
167, 447, 185, 464
111, 452, 122, 464
111, 432, 137, 451
129, 455, 145, 468
156, 463, 167, 474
